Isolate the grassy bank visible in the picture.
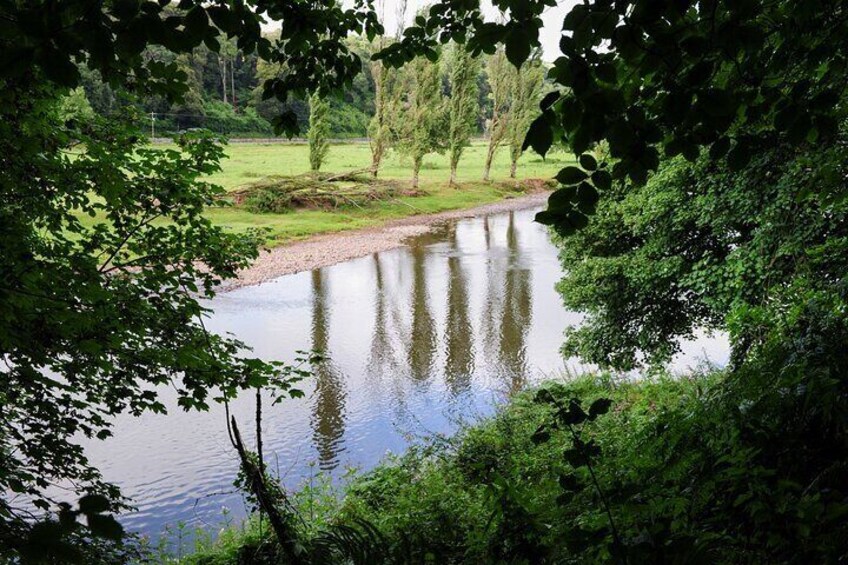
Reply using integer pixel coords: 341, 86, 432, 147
202, 141, 569, 245
171, 348, 848, 564
174, 372, 710, 564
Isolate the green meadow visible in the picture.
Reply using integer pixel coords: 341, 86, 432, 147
202, 140, 569, 244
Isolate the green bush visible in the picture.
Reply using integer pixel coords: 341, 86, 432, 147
204, 102, 272, 136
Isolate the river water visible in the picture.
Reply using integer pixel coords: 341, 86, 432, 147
84, 206, 729, 539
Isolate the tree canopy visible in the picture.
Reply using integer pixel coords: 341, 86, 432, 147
378, 0, 848, 231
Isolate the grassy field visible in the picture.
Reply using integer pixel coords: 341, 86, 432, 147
199, 140, 570, 244
206, 140, 568, 190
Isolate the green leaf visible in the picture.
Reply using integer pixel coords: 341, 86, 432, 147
86, 514, 124, 541
523, 114, 554, 157
588, 398, 612, 418
539, 91, 560, 111
578, 154, 597, 171
548, 186, 577, 211
556, 166, 588, 185
559, 402, 588, 425
534, 210, 557, 225
709, 137, 731, 159
531, 426, 551, 445
563, 448, 585, 467
40, 52, 80, 87
534, 388, 555, 403
558, 473, 581, 491
207, 6, 240, 34
576, 182, 600, 214
591, 169, 612, 191
505, 25, 532, 67
78, 494, 110, 515
727, 142, 752, 171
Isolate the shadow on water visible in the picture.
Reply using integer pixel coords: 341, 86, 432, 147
81, 206, 731, 539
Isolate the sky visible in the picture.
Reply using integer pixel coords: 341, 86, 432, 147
262, 1, 577, 62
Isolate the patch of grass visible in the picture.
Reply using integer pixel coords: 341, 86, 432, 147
203, 141, 563, 191
207, 141, 568, 244
174, 372, 715, 564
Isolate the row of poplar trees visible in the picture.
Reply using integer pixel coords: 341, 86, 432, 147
308, 42, 545, 188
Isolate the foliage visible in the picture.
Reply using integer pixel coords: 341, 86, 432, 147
0, 91, 300, 564
58, 87, 96, 124
308, 93, 331, 171
398, 55, 448, 188
0, 0, 391, 555
446, 44, 480, 185
234, 355, 839, 565
1, 0, 382, 136
204, 101, 273, 136
556, 129, 848, 371
506, 59, 545, 178
481, 48, 513, 181
367, 36, 405, 178
377, 1, 848, 234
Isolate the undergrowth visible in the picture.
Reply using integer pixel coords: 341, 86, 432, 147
179, 327, 848, 563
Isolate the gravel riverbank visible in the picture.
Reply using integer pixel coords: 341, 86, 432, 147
223, 190, 551, 291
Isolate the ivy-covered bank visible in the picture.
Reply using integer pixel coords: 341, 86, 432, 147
180, 358, 848, 564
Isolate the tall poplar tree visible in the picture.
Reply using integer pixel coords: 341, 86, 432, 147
369, 49, 391, 178
482, 48, 512, 181
506, 59, 545, 178
368, 0, 407, 178
447, 45, 480, 186
400, 54, 446, 189
308, 91, 331, 172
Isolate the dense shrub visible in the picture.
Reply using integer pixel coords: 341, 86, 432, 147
203, 102, 273, 136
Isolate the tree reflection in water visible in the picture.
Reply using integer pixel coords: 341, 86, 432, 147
444, 224, 474, 394
309, 268, 347, 470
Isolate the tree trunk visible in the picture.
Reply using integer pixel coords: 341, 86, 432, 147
412, 156, 421, 189
449, 163, 457, 186
371, 153, 380, 179
230, 417, 301, 564
483, 141, 496, 181
221, 58, 228, 105
509, 158, 517, 179
230, 55, 236, 110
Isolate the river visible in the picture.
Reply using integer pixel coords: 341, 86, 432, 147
84, 206, 729, 540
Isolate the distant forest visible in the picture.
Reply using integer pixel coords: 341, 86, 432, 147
73, 33, 500, 138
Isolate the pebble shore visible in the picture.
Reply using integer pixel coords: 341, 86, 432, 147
222, 190, 551, 291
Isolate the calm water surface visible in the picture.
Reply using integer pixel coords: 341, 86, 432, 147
85, 206, 728, 538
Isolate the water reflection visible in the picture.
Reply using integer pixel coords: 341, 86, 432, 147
83, 206, 730, 538
482, 212, 533, 392
309, 269, 347, 470
408, 244, 437, 381
444, 225, 473, 394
